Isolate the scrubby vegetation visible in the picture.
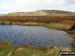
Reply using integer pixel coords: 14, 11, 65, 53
0, 15, 75, 31
0, 16, 75, 23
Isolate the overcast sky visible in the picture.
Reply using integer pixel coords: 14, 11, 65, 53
0, 0, 75, 14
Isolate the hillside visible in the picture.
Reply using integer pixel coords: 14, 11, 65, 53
3, 10, 75, 16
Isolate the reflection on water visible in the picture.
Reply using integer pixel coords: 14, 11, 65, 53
0, 25, 73, 48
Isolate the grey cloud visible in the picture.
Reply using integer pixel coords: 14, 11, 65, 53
66, 0, 75, 4
0, 0, 75, 14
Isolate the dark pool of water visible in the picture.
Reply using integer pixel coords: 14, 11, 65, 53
0, 25, 73, 48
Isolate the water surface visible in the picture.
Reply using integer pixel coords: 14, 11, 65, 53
0, 25, 73, 48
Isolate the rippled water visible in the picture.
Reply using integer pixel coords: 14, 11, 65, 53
0, 25, 73, 48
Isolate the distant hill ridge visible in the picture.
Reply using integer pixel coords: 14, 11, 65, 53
37, 10, 74, 13
2, 10, 75, 16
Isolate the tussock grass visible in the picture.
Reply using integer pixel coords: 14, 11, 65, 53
0, 41, 73, 56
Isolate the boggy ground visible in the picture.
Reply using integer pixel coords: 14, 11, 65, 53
0, 16, 75, 30
0, 15, 75, 56
0, 16, 75, 37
